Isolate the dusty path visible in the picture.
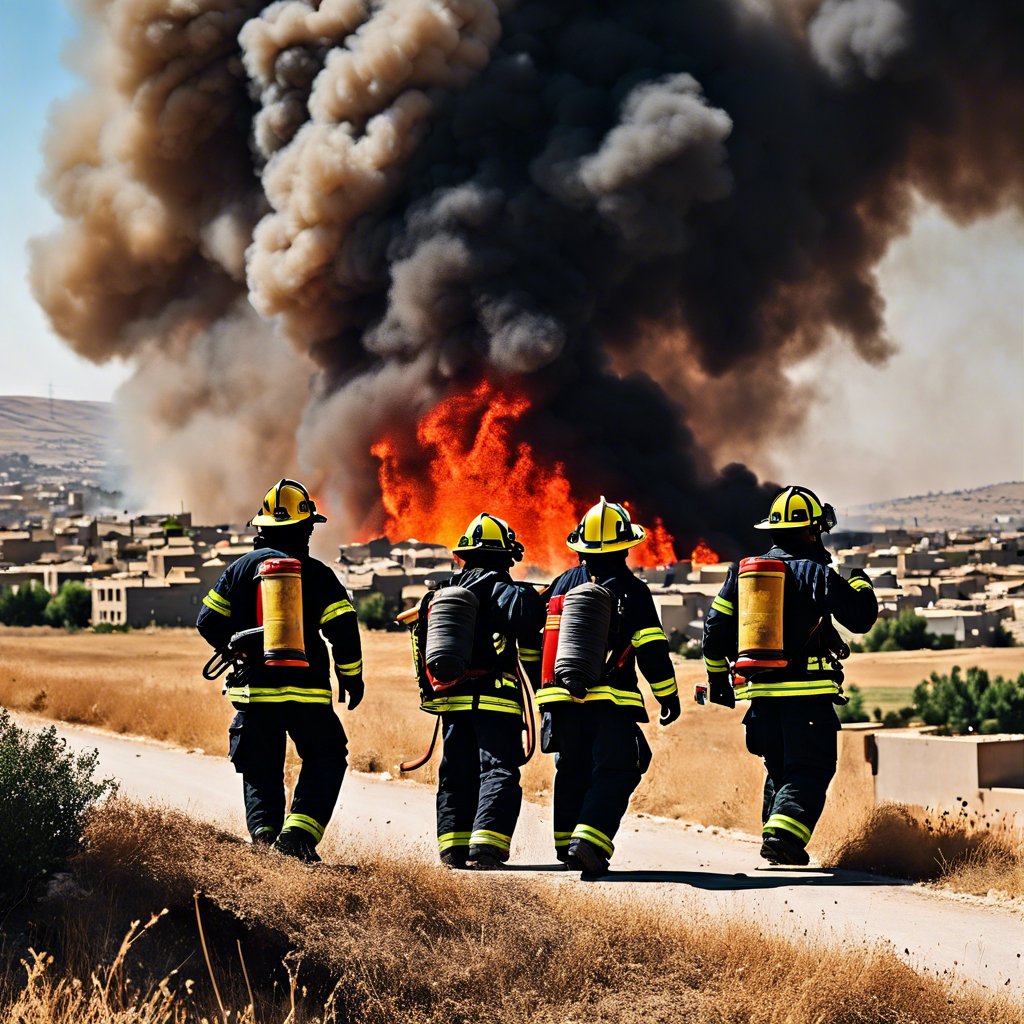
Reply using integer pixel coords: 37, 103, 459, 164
42, 716, 1024, 996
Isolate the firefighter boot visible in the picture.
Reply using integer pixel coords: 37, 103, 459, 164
566, 837, 610, 876
251, 826, 277, 848
274, 829, 322, 864
760, 832, 810, 867
467, 846, 507, 871
440, 850, 469, 870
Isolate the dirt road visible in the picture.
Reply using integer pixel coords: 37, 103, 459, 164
40, 715, 1024, 995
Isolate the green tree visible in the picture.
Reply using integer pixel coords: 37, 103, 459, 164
862, 609, 938, 652
0, 583, 51, 626
990, 622, 1016, 648
45, 581, 92, 629
356, 592, 390, 630
837, 684, 870, 723
913, 667, 1024, 734
0, 710, 117, 911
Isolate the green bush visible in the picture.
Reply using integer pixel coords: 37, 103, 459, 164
356, 592, 390, 630
0, 710, 117, 911
0, 583, 51, 626
45, 580, 92, 629
990, 622, 1016, 648
837, 684, 869, 723
861, 608, 940, 652
91, 621, 130, 634
913, 666, 1024, 735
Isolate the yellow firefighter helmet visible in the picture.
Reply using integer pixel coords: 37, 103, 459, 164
453, 513, 525, 562
250, 478, 327, 527
754, 485, 837, 533
566, 496, 646, 553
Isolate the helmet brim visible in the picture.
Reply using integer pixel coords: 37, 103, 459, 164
754, 518, 807, 530
566, 524, 646, 553
250, 512, 326, 527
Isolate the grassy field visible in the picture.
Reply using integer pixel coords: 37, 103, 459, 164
1, 627, 1022, 871
3, 800, 1022, 1024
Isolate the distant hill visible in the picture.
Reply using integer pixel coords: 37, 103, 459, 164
0, 396, 118, 464
846, 482, 1024, 531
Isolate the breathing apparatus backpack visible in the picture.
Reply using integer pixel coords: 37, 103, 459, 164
735, 557, 788, 674
734, 556, 851, 701
541, 582, 620, 698
408, 580, 495, 695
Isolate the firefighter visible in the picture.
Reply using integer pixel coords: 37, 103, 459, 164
420, 513, 544, 870
197, 479, 363, 863
701, 485, 878, 866
538, 498, 680, 875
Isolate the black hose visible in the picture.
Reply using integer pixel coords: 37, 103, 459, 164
425, 586, 479, 683
555, 583, 613, 695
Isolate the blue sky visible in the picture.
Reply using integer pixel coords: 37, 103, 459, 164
0, 0, 129, 401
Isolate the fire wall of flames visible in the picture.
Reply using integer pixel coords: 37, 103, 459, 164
369, 380, 714, 572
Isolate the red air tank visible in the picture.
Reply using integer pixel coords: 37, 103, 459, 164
540, 594, 565, 687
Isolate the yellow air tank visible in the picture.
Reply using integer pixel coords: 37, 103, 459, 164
736, 557, 788, 672
258, 557, 308, 668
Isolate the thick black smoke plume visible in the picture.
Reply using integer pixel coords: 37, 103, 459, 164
32, 0, 1024, 554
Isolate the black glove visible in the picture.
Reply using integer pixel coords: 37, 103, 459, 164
708, 675, 736, 708
339, 675, 364, 711
658, 693, 681, 726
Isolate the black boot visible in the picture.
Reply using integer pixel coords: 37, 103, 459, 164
760, 832, 810, 866
467, 846, 507, 871
440, 850, 468, 870
566, 838, 610, 876
274, 829, 321, 864
251, 827, 277, 847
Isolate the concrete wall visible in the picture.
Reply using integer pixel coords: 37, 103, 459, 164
871, 731, 1024, 820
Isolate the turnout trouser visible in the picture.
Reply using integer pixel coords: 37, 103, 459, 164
548, 703, 652, 862
228, 703, 348, 846
436, 710, 524, 862
743, 696, 840, 848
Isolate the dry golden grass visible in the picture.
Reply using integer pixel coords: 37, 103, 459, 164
4, 800, 1023, 1024
826, 802, 1024, 896
2, 627, 1021, 888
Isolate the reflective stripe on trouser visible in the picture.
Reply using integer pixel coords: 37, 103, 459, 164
227, 704, 347, 844
436, 711, 523, 864
282, 812, 325, 842
438, 831, 472, 853
743, 696, 839, 848
550, 703, 651, 862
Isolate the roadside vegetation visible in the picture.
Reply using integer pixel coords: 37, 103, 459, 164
4, 799, 1023, 1024
828, 802, 1024, 897
0, 581, 91, 629
913, 666, 1024, 734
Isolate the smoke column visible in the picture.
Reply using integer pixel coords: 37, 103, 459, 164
32, 0, 1024, 550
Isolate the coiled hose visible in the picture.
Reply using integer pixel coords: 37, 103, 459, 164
555, 582, 613, 695
425, 586, 479, 684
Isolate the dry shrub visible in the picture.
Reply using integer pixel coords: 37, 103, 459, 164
825, 802, 1024, 892
3, 801, 1022, 1024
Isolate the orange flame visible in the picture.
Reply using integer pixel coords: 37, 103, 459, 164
691, 539, 720, 569
368, 380, 677, 572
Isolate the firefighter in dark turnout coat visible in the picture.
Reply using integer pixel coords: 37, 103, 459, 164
701, 485, 878, 865
197, 479, 362, 863
420, 513, 545, 869
538, 498, 680, 875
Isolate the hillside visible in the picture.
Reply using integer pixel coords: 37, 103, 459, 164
0, 395, 117, 464
846, 481, 1024, 531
